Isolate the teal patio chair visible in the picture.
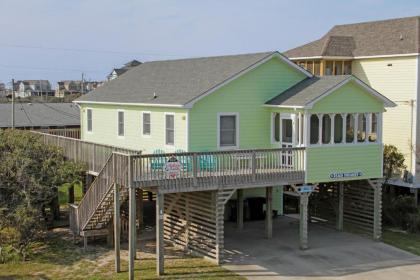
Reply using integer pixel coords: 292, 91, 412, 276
151, 149, 166, 170
199, 153, 217, 171
175, 149, 192, 171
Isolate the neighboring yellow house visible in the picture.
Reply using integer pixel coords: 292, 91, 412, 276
284, 15, 420, 188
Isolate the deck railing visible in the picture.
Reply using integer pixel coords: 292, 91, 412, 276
31, 131, 141, 174
40, 128, 81, 139
132, 148, 306, 191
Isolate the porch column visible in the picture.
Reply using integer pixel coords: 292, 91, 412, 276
237, 189, 244, 230
114, 183, 121, 273
156, 192, 164, 276
128, 157, 136, 280
336, 183, 344, 231
265, 187, 273, 239
373, 183, 382, 240
299, 192, 310, 250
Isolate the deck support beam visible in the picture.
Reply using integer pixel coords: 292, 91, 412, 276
299, 192, 310, 250
114, 183, 121, 273
337, 182, 344, 231
278, 186, 284, 216
369, 180, 383, 241
237, 189, 244, 230
128, 155, 136, 280
265, 186, 273, 239
156, 192, 164, 276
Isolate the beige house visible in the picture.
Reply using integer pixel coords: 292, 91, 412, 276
284, 15, 420, 187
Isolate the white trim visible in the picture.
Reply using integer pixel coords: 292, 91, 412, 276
117, 109, 125, 138
185, 110, 190, 152
217, 112, 240, 150
305, 76, 396, 109
288, 53, 420, 61
308, 142, 381, 148
141, 111, 151, 137
264, 104, 305, 109
184, 52, 313, 108
74, 100, 186, 108
413, 55, 420, 183
86, 107, 93, 134
164, 112, 175, 147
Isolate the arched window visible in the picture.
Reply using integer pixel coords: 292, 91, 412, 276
310, 114, 319, 144
334, 114, 343, 143
346, 114, 355, 143
322, 114, 331, 144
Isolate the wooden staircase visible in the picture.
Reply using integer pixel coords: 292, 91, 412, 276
69, 153, 131, 236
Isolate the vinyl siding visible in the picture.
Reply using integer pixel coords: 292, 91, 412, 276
306, 145, 383, 183
305, 80, 385, 183
80, 104, 188, 153
352, 56, 418, 174
188, 57, 307, 151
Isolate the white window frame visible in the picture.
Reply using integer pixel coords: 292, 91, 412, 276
217, 112, 239, 150
86, 107, 93, 133
117, 109, 125, 138
164, 112, 175, 147
141, 111, 151, 137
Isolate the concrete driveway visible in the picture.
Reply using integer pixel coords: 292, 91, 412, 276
223, 217, 420, 279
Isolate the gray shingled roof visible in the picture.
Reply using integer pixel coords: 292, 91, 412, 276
76, 52, 280, 105
284, 16, 420, 58
0, 103, 80, 128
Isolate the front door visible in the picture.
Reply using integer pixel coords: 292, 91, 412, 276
281, 115, 293, 166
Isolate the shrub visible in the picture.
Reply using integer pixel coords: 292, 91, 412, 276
383, 195, 420, 232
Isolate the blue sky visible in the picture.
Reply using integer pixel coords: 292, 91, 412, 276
0, 0, 419, 85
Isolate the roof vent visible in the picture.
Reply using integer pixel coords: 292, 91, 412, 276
153, 92, 157, 99
400, 34, 404, 40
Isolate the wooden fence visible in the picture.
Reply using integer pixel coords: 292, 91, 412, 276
39, 128, 81, 139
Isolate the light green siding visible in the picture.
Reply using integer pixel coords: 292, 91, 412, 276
188, 57, 307, 151
80, 104, 188, 153
306, 144, 383, 183
309, 81, 384, 113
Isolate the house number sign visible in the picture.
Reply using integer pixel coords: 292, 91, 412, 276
330, 171, 363, 179
164, 156, 182, 179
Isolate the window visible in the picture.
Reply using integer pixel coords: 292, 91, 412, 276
142, 112, 151, 136
282, 118, 293, 143
314, 61, 321, 75
322, 114, 331, 144
310, 114, 319, 144
219, 114, 237, 148
165, 114, 174, 145
325, 61, 333, 75
369, 113, 378, 142
87, 108, 92, 132
334, 61, 343, 75
118, 111, 124, 136
343, 61, 352, 75
346, 114, 354, 143
334, 114, 343, 143
273, 113, 280, 142
357, 114, 367, 142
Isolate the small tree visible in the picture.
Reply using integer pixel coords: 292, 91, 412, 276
383, 145, 406, 182
0, 129, 85, 261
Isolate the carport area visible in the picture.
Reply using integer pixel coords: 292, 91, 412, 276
223, 216, 420, 279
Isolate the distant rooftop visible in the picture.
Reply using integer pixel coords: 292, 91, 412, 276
0, 102, 80, 128
284, 16, 420, 58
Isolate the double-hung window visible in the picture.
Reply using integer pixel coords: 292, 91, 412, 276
165, 114, 174, 145
219, 113, 238, 149
87, 108, 92, 132
142, 112, 151, 136
118, 111, 124, 137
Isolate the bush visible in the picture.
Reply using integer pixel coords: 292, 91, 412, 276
383, 195, 420, 233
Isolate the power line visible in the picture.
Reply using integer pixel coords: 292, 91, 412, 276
0, 43, 181, 57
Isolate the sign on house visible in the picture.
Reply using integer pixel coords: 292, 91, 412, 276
329, 171, 363, 179
164, 156, 182, 179
296, 185, 314, 193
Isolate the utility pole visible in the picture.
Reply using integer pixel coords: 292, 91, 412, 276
81, 73, 85, 95
11, 78, 15, 129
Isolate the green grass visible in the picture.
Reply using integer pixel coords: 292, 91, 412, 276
0, 230, 243, 280
382, 229, 420, 256
58, 182, 83, 206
